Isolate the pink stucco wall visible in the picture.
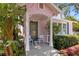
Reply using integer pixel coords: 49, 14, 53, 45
27, 3, 58, 17
26, 3, 59, 42
29, 15, 48, 42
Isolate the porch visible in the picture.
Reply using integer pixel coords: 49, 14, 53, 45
27, 43, 60, 56
24, 13, 53, 52
24, 15, 73, 50
16, 3, 74, 56
23, 8, 73, 55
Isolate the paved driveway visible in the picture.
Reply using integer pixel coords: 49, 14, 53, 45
27, 43, 60, 56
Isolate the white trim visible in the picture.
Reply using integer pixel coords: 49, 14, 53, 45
49, 17, 53, 47
38, 21, 39, 37
25, 10, 30, 52
50, 4, 61, 13
52, 18, 72, 23
68, 22, 73, 35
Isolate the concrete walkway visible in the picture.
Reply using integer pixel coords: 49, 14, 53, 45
27, 43, 60, 56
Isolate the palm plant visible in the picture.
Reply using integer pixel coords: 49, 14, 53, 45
0, 3, 25, 56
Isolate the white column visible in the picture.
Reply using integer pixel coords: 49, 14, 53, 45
24, 9, 30, 52
49, 17, 53, 47
69, 22, 73, 35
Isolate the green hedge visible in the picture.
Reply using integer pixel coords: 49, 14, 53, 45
53, 35, 79, 50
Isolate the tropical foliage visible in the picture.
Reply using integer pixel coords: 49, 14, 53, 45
73, 22, 79, 31
65, 16, 79, 32
46, 20, 61, 35
56, 4, 79, 33
0, 4, 25, 56
56, 4, 79, 17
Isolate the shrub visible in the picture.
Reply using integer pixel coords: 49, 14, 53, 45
53, 35, 79, 50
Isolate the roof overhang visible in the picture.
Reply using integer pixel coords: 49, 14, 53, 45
17, 3, 61, 13
47, 3, 61, 13
50, 4, 61, 13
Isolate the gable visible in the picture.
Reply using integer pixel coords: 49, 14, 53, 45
26, 3, 61, 16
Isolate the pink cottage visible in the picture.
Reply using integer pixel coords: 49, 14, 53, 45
18, 3, 73, 52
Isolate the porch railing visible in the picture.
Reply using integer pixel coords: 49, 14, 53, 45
38, 35, 50, 43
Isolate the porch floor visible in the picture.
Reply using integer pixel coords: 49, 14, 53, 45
27, 43, 60, 56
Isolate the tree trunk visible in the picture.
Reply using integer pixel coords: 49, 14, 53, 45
4, 17, 13, 56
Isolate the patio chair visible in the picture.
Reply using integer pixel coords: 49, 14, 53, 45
29, 36, 39, 46
38, 35, 44, 44
29, 36, 34, 46
33, 37, 39, 45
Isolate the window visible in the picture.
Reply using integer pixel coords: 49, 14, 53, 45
63, 24, 67, 34
39, 3, 44, 9
67, 22, 69, 34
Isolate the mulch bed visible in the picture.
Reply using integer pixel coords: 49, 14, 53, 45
59, 45, 79, 56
